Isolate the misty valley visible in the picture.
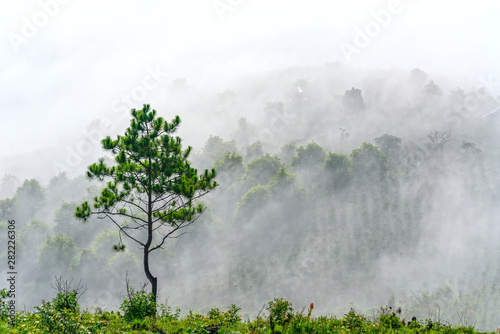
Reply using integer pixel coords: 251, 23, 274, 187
1, 65, 500, 333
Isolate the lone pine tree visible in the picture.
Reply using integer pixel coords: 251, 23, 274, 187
75, 104, 217, 302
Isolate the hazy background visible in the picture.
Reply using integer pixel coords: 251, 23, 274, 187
1, 0, 499, 173
1, 0, 500, 331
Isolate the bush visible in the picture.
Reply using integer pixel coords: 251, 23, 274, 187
267, 297, 294, 331
207, 304, 242, 327
36, 300, 80, 333
52, 289, 80, 313
379, 313, 402, 329
34, 298, 103, 334
159, 304, 181, 321
32, 289, 82, 332
342, 308, 366, 331
120, 286, 157, 322
0, 288, 9, 320
225, 304, 242, 325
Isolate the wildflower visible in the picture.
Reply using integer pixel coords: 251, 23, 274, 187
307, 302, 314, 318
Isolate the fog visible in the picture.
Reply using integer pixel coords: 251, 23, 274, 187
1, 0, 500, 331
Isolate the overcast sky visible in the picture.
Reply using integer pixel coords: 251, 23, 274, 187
1, 0, 499, 159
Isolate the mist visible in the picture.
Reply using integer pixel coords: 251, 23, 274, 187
1, 0, 500, 331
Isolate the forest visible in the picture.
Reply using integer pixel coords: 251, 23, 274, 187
1, 64, 500, 333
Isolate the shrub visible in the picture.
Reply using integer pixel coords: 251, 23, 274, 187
267, 297, 294, 331
379, 313, 403, 329
0, 288, 9, 320
36, 300, 79, 333
120, 286, 157, 322
52, 289, 80, 313
34, 298, 103, 334
207, 304, 242, 327
159, 304, 181, 321
225, 304, 242, 325
342, 308, 366, 331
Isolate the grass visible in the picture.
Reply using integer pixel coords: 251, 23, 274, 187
0, 301, 495, 334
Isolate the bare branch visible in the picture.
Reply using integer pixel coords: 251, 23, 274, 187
149, 212, 203, 252
104, 213, 145, 247
51, 274, 88, 302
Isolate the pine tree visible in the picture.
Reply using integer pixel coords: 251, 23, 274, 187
75, 104, 217, 302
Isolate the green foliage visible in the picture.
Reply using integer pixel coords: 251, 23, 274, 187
236, 185, 271, 219
267, 167, 305, 203
29, 292, 103, 334
18, 219, 49, 256
0, 288, 9, 320
22, 218, 49, 234
291, 142, 326, 170
379, 312, 403, 329
54, 202, 78, 225
13, 178, 45, 224
399, 284, 500, 331
350, 142, 388, 181
245, 141, 264, 162
233, 117, 257, 148
52, 290, 80, 313
214, 152, 245, 186
375, 134, 402, 159
225, 304, 242, 325
279, 143, 297, 165
246, 154, 283, 185
75, 105, 217, 302
106, 249, 140, 272
120, 286, 157, 322
70, 248, 99, 272
75, 105, 217, 225
342, 308, 367, 331
267, 297, 294, 331
207, 304, 242, 327
90, 229, 120, 259
0, 198, 14, 221
203, 135, 237, 164
408, 318, 423, 329
159, 304, 181, 320
1, 297, 491, 334
324, 152, 351, 189
46, 172, 71, 205
37, 234, 78, 271
36, 301, 78, 333
54, 202, 92, 246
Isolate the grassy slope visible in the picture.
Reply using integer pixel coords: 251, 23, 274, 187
0, 307, 495, 334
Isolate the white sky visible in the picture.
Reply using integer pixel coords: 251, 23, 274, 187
1, 0, 499, 157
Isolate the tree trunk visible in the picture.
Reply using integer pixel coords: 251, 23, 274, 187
144, 248, 158, 303
146, 162, 157, 303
